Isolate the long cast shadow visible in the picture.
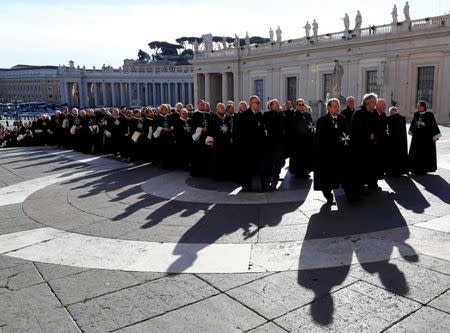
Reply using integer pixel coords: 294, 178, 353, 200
298, 190, 418, 325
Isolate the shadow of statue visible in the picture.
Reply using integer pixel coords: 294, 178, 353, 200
298, 189, 417, 326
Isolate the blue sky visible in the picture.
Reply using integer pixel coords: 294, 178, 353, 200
0, 0, 448, 68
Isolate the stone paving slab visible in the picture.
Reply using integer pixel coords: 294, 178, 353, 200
0, 282, 80, 333
274, 281, 421, 332
385, 306, 450, 333
429, 289, 450, 314
247, 322, 288, 333
196, 272, 275, 292
49, 269, 166, 306
116, 294, 267, 333
67, 274, 218, 332
0, 262, 43, 293
226, 269, 358, 320
349, 258, 450, 304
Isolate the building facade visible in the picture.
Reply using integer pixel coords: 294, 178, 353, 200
191, 13, 450, 124
0, 61, 195, 108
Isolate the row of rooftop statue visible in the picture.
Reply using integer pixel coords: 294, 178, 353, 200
197, 2, 413, 53
0, 92, 441, 204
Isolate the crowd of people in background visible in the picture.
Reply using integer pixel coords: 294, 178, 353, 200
0, 93, 442, 203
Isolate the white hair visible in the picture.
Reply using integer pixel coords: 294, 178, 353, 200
362, 93, 378, 105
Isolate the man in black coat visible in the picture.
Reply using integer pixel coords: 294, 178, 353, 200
172, 108, 193, 170
238, 95, 266, 192
262, 99, 286, 191
386, 106, 408, 176
340, 96, 356, 129
153, 104, 176, 169
286, 98, 314, 178
207, 103, 233, 180
349, 93, 380, 193
313, 98, 350, 204
190, 100, 212, 177
408, 100, 441, 174
372, 98, 389, 180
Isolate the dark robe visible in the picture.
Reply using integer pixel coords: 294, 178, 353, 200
349, 105, 378, 189
386, 113, 408, 176
172, 117, 193, 170
286, 110, 314, 177
119, 115, 131, 158
340, 107, 355, 129
262, 110, 286, 190
96, 111, 111, 153
207, 113, 232, 180
238, 108, 266, 190
105, 116, 125, 157
68, 114, 82, 151
190, 110, 212, 177
313, 113, 350, 191
372, 111, 388, 180
408, 111, 441, 174
128, 116, 146, 162
49, 114, 62, 146
153, 113, 175, 168
142, 115, 156, 163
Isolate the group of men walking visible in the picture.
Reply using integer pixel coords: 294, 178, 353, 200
0, 92, 441, 203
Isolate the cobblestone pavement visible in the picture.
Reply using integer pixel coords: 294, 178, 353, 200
0, 126, 449, 332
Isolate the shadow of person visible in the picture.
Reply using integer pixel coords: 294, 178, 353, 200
385, 176, 430, 213
298, 190, 418, 325
411, 174, 450, 204
166, 179, 312, 273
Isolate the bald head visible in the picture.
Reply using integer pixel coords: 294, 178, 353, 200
376, 99, 387, 113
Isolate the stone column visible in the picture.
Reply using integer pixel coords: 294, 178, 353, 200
233, 72, 239, 105
189, 82, 194, 105
181, 82, 186, 105
128, 82, 133, 106
168, 83, 173, 106
111, 82, 115, 106
205, 73, 211, 103
136, 82, 141, 106
144, 83, 149, 106
80, 80, 88, 108
93, 82, 100, 107
152, 83, 156, 106
120, 83, 126, 106
222, 72, 228, 103
102, 82, 108, 106
160, 83, 164, 104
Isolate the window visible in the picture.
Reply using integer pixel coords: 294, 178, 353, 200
366, 70, 380, 96
286, 77, 297, 104
254, 79, 264, 110
417, 66, 434, 109
323, 73, 332, 100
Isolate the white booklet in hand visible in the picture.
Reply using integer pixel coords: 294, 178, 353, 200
131, 131, 141, 143
153, 126, 163, 139
147, 127, 153, 140
192, 127, 202, 141
104, 130, 111, 138
70, 125, 77, 135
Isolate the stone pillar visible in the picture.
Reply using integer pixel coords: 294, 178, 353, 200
168, 83, 172, 106
111, 82, 117, 107
233, 72, 239, 105
181, 82, 186, 105
80, 80, 88, 108
222, 72, 228, 103
205, 73, 211, 103
120, 83, 126, 106
144, 83, 149, 106
136, 82, 141, 106
128, 82, 133, 106
93, 82, 100, 107
160, 83, 164, 104
152, 83, 156, 106
190, 83, 194, 105
102, 82, 108, 106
